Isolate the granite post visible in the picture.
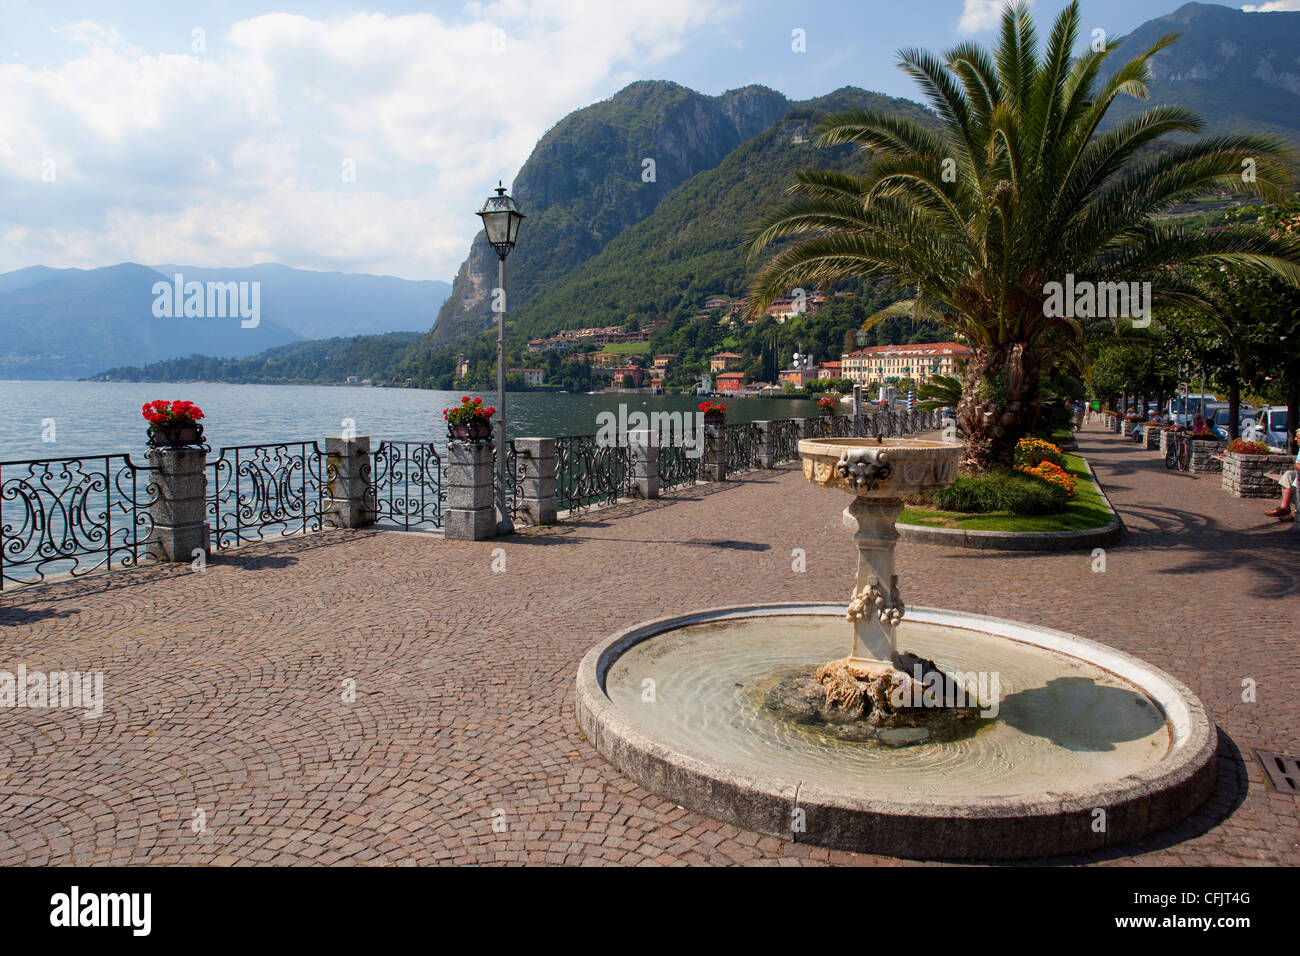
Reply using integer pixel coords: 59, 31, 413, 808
146, 446, 210, 562
445, 441, 496, 539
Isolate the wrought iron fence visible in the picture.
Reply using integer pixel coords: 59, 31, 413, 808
496, 440, 529, 522
659, 442, 701, 489
768, 419, 801, 463
207, 441, 334, 551
554, 436, 631, 514
0, 453, 157, 589
723, 422, 761, 473
811, 414, 856, 439
370, 440, 443, 531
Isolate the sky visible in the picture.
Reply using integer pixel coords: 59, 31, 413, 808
1, 0, 1296, 281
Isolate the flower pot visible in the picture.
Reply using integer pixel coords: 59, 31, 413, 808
449, 419, 492, 443
703, 413, 725, 427
148, 421, 203, 448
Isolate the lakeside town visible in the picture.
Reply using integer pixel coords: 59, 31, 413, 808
444, 291, 971, 398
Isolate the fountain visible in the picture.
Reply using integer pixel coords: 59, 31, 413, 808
576, 438, 1217, 859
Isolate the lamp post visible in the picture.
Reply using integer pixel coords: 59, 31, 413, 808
477, 181, 525, 534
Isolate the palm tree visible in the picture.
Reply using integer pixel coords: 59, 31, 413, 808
746, 1, 1300, 469
916, 369, 963, 412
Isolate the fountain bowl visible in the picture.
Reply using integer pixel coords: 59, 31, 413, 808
575, 602, 1218, 861
798, 437, 961, 498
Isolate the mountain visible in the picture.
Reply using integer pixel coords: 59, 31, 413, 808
0, 263, 451, 379
423, 81, 790, 348
151, 264, 451, 339
493, 87, 934, 341
0, 263, 300, 379
91, 332, 423, 385
1108, 3, 1300, 147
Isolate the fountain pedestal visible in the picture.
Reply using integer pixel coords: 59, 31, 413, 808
843, 496, 904, 665
800, 438, 959, 672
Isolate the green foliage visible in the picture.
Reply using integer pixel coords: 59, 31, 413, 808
92, 332, 423, 385
927, 469, 1068, 515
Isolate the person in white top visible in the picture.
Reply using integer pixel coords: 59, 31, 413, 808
1264, 428, 1300, 522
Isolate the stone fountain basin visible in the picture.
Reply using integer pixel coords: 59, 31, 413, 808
799, 438, 961, 498
575, 603, 1218, 861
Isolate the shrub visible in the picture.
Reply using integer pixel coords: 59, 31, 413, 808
1014, 437, 1066, 470
1226, 438, 1270, 455
928, 468, 1068, 515
1186, 432, 1223, 442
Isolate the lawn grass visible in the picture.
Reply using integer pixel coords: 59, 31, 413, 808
899, 452, 1112, 532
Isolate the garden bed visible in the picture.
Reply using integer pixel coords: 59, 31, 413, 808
899, 452, 1114, 535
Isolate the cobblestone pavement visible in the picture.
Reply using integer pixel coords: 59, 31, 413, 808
0, 423, 1296, 866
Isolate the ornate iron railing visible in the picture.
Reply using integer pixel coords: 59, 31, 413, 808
723, 422, 761, 473
207, 441, 334, 550
0, 453, 156, 589
496, 440, 528, 522
811, 414, 856, 439
659, 442, 701, 489
370, 440, 443, 531
768, 419, 801, 462
554, 436, 631, 514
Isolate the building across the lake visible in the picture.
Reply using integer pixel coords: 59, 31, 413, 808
709, 351, 745, 372
508, 368, 546, 386
715, 371, 746, 393
841, 342, 971, 387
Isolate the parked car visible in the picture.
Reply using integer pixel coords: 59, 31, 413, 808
1201, 403, 1256, 439
1166, 393, 1217, 428
1246, 407, 1291, 448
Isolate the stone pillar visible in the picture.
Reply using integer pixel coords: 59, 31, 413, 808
445, 441, 496, 539
513, 437, 557, 523
1159, 427, 1172, 457
702, 423, 727, 482
843, 496, 904, 665
324, 435, 374, 529
628, 430, 660, 498
147, 446, 210, 562
1188, 439, 1226, 474
1143, 425, 1162, 450
754, 421, 776, 469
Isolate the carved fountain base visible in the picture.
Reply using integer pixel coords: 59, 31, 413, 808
763, 649, 986, 745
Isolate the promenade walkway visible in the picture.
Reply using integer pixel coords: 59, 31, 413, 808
0, 423, 1295, 865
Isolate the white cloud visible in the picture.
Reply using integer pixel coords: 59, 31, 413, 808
1241, 1, 1300, 11
0, 2, 735, 279
957, 0, 1035, 34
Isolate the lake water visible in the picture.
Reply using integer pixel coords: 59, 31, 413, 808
0, 381, 821, 462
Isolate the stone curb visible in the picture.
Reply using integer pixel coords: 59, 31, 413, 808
896, 454, 1123, 552
575, 602, 1218, 861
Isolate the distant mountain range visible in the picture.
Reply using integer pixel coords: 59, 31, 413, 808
0, 263, 450, 379
409, 3, 1300, 364
37, 2, 1300, 387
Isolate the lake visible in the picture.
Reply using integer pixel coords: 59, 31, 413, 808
0, 381, 821, 462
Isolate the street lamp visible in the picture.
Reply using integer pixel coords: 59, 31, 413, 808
477, 181, 525, 534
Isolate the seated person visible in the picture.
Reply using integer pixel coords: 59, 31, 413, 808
1264, 428, 1300, 522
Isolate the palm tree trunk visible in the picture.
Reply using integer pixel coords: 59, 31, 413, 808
957, 342, 1042, 470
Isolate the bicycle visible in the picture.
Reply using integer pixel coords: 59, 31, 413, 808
1164, 429, 1191, 471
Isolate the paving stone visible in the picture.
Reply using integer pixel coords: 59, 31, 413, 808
0, 423, 1295, 865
